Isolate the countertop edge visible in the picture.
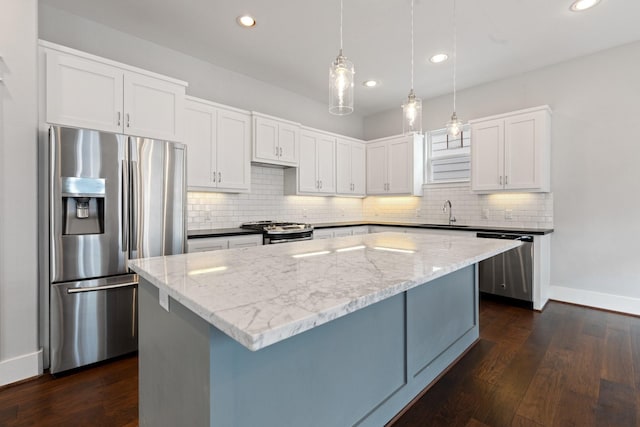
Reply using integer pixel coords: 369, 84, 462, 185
129, 236, 521, 352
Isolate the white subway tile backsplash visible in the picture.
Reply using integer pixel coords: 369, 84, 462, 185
188, 167, 553, 230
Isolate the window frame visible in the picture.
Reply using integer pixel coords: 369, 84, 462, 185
424, 125, 471, 185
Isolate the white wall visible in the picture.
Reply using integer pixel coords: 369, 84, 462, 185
0, 0, 41, 386
38, 4, 365, 140
365, 41, 640, 313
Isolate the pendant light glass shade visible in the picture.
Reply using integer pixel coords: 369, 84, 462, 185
402, 89, 422, 135
329, 50, 355, 115
329, 0, 354, 115
402, 0, 421, 135
446, 112, 463, 137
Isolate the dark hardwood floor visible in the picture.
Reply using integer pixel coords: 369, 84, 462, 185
1, 299, 638, 427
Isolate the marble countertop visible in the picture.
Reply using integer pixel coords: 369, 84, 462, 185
128, 232, 520, 351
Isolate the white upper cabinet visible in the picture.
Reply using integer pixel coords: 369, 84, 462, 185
252, 113, 300, 166
284, 128, 335, 196
184, 97, 251, 192
336, 138, 366, 197
470, 106, 551, 193
122, 72, 184, 141
366, 133, 424, 196
42, 41, 187, 142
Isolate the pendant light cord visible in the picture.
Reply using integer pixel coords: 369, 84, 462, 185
452, 0, 457, 112
340, 0, 344, 52
411, 0, 414, 91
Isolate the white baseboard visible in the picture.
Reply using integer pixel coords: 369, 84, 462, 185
549, 285, 640, 316
0, 349, 43, 387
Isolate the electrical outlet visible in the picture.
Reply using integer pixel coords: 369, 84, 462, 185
505, 209, 513, 220
481, 208, 489, 219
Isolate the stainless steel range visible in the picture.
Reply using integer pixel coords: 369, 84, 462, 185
241, 221, 314, 244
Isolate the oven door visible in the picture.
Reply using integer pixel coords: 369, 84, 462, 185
265, 232, 313, 244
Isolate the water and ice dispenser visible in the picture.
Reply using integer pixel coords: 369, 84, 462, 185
61, 177, 106, 235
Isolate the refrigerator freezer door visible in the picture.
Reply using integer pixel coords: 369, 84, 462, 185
49, 126, 128, 283
129, 137, 186, 259
49, 274, 138, 374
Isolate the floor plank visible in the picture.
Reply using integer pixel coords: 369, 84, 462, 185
595, 379, 637, 427
601, 325, 635, 387
515, 348, 571, 425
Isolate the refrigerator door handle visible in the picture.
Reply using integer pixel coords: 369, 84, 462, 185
121, 159, 129, 252
130, 160, 139, 250
67, 281, 137, 294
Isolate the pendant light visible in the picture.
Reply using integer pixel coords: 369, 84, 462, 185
445, 0, 463, 138
402, 0, 422, 135
329, 0, 355, 115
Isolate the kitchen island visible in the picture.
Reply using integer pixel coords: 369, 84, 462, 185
128, 232, 520, 427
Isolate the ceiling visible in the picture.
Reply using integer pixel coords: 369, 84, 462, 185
39, 0, 640, 116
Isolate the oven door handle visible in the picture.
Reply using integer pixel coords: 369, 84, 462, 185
268, 236, 313, 244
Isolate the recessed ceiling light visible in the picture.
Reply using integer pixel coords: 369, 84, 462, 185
237, 15, 256, 27
429, 53, 449, 64
362, 80, 378, 88
569, 0, 600, 11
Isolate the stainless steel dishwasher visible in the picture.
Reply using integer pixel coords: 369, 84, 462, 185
476, 232, 534, 303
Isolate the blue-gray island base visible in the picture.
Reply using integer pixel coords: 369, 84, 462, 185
130, 232, 520, 426
138, 265, 478, 426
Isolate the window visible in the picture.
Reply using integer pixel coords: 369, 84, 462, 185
425, 125, 471, 184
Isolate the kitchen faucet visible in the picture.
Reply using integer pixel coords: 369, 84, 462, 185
443, 200, 456, 225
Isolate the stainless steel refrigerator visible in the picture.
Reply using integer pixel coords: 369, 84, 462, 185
40, 126, 186, 374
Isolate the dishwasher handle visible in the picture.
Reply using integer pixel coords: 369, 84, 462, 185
476, 232, 533, 243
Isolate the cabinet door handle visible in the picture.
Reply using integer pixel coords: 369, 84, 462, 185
117, 111, 121, 126
279, 147, 283, 156
499, 176, 503, 185
218, 172, 222, 183
319, 180, 322, 189
212, 171, 216, 183
505, 175, 508, 185
126, 113, 131, 128
275, 146, 279, 157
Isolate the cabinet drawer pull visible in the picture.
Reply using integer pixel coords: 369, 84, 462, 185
218, 172, 222, 183
126, 113, 131, 128
117, 111, 121, 126
212, 171, 216, 183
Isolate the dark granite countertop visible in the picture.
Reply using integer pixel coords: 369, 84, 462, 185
187, 228, 263, 239
188, 221, 553, 239
313, 221, 554, 235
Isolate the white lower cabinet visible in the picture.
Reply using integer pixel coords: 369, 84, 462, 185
187, 234, 262, 253
184, 97, 251, 192
313, 226, 369, 239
